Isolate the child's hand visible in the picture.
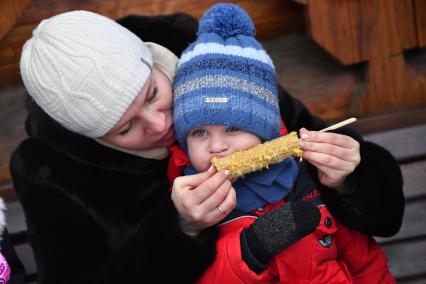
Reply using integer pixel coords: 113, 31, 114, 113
241, 201, 321, 273
299, 128, 361, 188
171, 167, 236, 236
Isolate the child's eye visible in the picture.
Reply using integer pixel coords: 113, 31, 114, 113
192, 129, 208, 137
226, 126, 240, 132
147, 86, 158, 102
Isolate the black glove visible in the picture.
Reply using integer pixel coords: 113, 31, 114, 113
240, 201, 321, 273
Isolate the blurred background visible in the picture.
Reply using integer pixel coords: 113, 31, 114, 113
1, 0, 425, 283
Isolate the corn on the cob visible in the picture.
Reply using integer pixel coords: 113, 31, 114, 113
211, 131, 303, 180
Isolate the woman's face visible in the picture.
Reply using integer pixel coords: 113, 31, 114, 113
102, 68, 175, 150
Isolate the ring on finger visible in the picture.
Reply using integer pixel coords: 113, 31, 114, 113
216, 206, 226, 215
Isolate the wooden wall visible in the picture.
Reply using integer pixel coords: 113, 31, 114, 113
0, 0, 304, 87
299, 0, 426, 116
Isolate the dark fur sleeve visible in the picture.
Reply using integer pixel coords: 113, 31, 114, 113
319, 141, 404, 237
278, 86, 404, 237
11, 142, 217, 283
103, 193, 217, 283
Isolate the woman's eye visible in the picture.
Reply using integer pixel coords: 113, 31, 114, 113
226, 126, 240, 132
147, 86, 158, 102
192, 129, 208, 137
119, 122, 132, 136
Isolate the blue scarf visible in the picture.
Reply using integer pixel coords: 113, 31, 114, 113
184, 158, 300, 213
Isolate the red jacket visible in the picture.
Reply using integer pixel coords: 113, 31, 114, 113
196, 204, 395, 284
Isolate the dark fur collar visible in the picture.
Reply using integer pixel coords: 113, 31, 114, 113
24, 97, 162, 173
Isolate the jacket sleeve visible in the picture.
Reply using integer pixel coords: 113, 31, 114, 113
10, 141, 216, 284
335, 223, 396, 284
103, 193, 218, 284
278, 86, 404, 237
12, 172, 103, 283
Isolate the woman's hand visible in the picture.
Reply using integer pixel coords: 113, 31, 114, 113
171, 167, 237, 236
299, 128, 361, 188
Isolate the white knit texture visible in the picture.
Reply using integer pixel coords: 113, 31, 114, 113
20, 10, 153, 137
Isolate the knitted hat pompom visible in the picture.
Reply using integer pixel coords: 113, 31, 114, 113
198, 3, 255, 38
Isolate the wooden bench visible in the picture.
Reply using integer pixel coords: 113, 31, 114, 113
363, 124, 426, 283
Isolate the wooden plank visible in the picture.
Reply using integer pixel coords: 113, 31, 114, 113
0, 63, 21, 87
355, 0, 420, 115
414, 0, 426, 47
15, 242, 37, 276
395, 0, 418, 50
303, 0, 420, 115
305, 0, 414, 64
306, 0, 363, 65
0, 0, 305, 87
398, 279, 426, 284
263, 34, 362, 120
0, 183, 18, 202
0, 85, 27, 184
303, 0, 426, 115
352, 107, 426, 135
0, 1, 302, 64
364, 124, 426, 162
0, 0, 31, 40
357, 0, 402, 60
406, 47, 426, 109
358, 53, 409, 114
401, 161, 426, 200
5, 200, 27, 235
382, 239, 426, 281
0, 24, 34, 66
376, 199, 426, 244
16, 0, 304, 35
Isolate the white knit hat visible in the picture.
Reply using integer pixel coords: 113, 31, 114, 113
20, 10, 178, 138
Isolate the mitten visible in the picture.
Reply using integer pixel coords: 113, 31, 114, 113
240, 201, 321, 273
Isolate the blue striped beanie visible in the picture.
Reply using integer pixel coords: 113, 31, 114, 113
173, 3, 281, 149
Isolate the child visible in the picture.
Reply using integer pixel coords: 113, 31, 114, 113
170, 4, 396, 283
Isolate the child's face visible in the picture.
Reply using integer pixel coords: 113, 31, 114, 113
187, 125, 261, 172
102, 68, 175, 150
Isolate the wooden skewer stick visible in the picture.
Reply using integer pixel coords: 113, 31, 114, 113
318, 117, 357, 133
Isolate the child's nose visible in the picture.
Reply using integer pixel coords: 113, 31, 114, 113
210, 136, 228, 153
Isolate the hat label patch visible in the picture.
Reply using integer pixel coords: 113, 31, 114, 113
205, 97, 228, 103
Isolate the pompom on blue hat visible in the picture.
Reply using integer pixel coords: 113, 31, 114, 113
198, 3, 255, 38
173, 3, 281, 149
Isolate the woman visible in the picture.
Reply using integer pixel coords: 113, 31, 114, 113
10, 10, 403, 283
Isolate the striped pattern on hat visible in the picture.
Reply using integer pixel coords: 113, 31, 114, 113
173, 4, 281, 148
